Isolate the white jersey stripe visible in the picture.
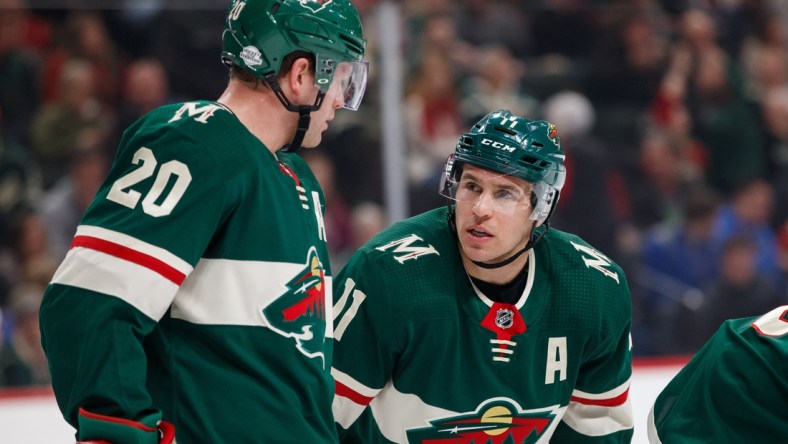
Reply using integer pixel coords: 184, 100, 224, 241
51, 248, 178, 320
171, 258, 334, 337
562, 397, 634, 436
572, 377, 631, 400
333, 394, 368, 429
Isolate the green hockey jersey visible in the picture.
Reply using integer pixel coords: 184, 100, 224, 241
648, 305, 788, 443
39, 101, 338, 443
332, 208, 634, 443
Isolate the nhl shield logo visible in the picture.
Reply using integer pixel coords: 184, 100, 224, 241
495, 308, 514, 329
298, 0, 333, 13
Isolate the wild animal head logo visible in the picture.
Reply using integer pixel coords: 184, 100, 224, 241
261, 247, 327, 365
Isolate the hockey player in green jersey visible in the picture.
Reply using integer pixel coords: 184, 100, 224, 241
39, 1, 367, 443
648, 305, 788, 443
332, 110, 634, 443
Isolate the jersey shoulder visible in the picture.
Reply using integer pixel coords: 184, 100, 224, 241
357, 207, 454, 264
538, 228, 627, 287
536, 228, 632, 333
339, 207, 457, 291
120, 101, 264, 179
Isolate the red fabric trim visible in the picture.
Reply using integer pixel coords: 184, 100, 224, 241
570, 388, 629, 407
335, 381, 374, 406
0, 386, 54, 400
78, 408, 157, 433
71, 235, 186, 285
633, 355, 692, 368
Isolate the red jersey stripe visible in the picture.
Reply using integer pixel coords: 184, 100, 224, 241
78, 408, 157, 432
335, 381, 374, 406
71, 235, 186, 285
570, 388, 629, 407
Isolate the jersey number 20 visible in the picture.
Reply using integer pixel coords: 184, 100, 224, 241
107, 147, 192, 217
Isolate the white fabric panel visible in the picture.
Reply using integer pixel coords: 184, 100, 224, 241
572, 377, 631, 400
333, 395, 368, 429
51, 248, 178, 320
562, 398, 634, 436
171, 257, 333, 336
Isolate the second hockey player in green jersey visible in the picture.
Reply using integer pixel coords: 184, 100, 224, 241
39, 0, 368, 442
332, 110, 634, 443
648, 305, 788, 443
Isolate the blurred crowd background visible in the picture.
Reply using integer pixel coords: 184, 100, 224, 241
0, 0, 786, 388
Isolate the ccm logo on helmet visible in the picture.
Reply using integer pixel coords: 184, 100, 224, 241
481, 138, 516, 152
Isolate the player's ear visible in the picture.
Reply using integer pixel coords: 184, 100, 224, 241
286, 57, 314, 99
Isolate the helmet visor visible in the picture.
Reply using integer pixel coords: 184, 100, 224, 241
438, 156, 533, 216
320, 59, 368, 111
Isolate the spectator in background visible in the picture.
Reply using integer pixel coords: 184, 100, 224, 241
37, 129, 109, 261
0, 0, 42, 148
2, 282, 49, 386
404, 10, 475, 74
690, 236, 784, 349
0, 207, 57, 293
405, 50, 465, 214
626, 130, 701, 232
29, 58, 111, 189
686, 47, 767, 194
543, 90, 623, 259
760, 85, 788, 178
405, 50, 464, 185
455, 0, 530, 58
636, 185, 722, 355
713, 178, 782, 287
0, 305, 32, 387
459, 44, 539, 126
112, 57, 172, 151
0, 109, 41, 223
41, 11, 122, 105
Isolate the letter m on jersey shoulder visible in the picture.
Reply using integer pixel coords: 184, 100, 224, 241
375, 234, 439, 264
169, 102, 223, 124
570, 241, 620, 283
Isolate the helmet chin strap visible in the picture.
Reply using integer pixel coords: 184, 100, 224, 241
264, 74, 325, 153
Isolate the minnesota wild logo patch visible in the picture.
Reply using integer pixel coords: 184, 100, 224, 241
406, 398, 557, 443
261, 247, 328, 365
298, 0, 333, 13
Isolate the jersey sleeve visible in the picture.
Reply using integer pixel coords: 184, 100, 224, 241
648, 305, 788, 443
554, 268, 634, 443
39, 104, 239, 442
331, 249, 404, 435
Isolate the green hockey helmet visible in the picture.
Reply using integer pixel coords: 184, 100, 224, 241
440, 110, 567, 222
221, 0, 368, 110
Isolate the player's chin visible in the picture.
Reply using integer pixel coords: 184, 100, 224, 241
302, 136, 322, 149
459, 240, 493, 262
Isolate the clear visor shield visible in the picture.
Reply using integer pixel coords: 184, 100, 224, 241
438, 156, 533, 216
317, 57, 368, 111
